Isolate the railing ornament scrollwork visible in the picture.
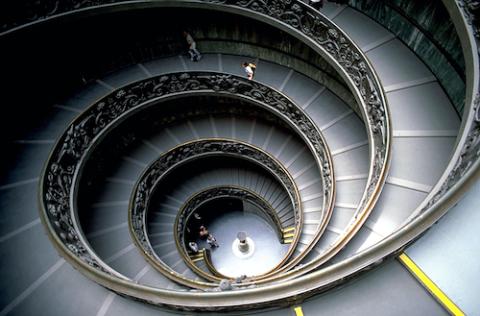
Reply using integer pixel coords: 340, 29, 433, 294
16, 0, 480, 311
34, 0, 394, 310
40, 70, 338, 308
130, 139, 302, 285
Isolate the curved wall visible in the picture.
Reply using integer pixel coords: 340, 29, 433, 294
348, 0, 465, 114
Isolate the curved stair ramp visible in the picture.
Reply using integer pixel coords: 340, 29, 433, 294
1, 0, 479, 315
4, 1, 390, 312
38, 68, 338, 292
130, 139, 303, 285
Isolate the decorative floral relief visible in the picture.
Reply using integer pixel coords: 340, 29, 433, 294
42, 72, 333, 279
130, 140, 300, 266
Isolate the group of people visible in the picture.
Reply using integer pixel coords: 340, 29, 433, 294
187, 221, 219, 255
199, 225, 219, 248
183, 31, 257, 80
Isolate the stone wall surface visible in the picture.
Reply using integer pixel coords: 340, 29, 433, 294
349, 0, 465, 114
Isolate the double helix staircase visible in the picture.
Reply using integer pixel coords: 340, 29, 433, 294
1, 1, 479, 315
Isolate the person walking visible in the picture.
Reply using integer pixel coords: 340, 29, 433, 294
242, 62, 256, 80
183, 31, 202, 62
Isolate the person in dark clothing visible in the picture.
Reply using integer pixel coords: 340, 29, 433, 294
199, 225, 209, 239
182, 31, 202, 62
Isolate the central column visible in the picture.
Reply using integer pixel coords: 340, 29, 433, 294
232, 231, 255, 259
237, 231, 249, 253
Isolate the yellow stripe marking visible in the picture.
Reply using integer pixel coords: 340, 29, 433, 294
398, 253, 464, 316
190, 251, 204, 262
191, 257, 204, 263
283, 232, 295, 238
293, 306, 304, 316
283, 238, 294, 244
283, 227, 295, 233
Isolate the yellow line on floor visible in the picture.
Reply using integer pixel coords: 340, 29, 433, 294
191, 257, 204, 263
293, 306, 304, 316
398, 253, 464, 316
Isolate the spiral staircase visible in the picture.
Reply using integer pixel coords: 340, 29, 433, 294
1, 1, 479, 315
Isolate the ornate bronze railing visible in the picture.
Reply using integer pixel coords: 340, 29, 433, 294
34, 0, 396, 310
130, 139, 302, 286
26, 0, 480, 311
40, 70, 339, 309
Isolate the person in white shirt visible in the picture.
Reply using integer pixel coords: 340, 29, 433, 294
182, 31, 202, 62
242, 62, 256, 80
188, 241, 199, 253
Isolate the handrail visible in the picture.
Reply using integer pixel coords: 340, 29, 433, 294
130, 140, 302, 286
35, 0, 394, 311
40, 70, 337, 306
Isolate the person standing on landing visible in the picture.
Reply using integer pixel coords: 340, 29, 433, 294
183, 31, 202, 62
242, 62, 256, 80
207, 234, 219, 248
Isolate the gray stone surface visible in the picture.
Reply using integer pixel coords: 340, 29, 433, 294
102, 64, 149, 89
0, 182, 39, 234
9, 264, 107, 316
387, 82, 460, 131
389, 137, 457, 187
331, 146, 369, 177
366, 39, 433, 87
333, 7, 393, 49
367, 183, 428, 237
347, 0, 465, 113
0, 225, 60, 311
301, 259, 447, 316
407, 180, 480, 315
